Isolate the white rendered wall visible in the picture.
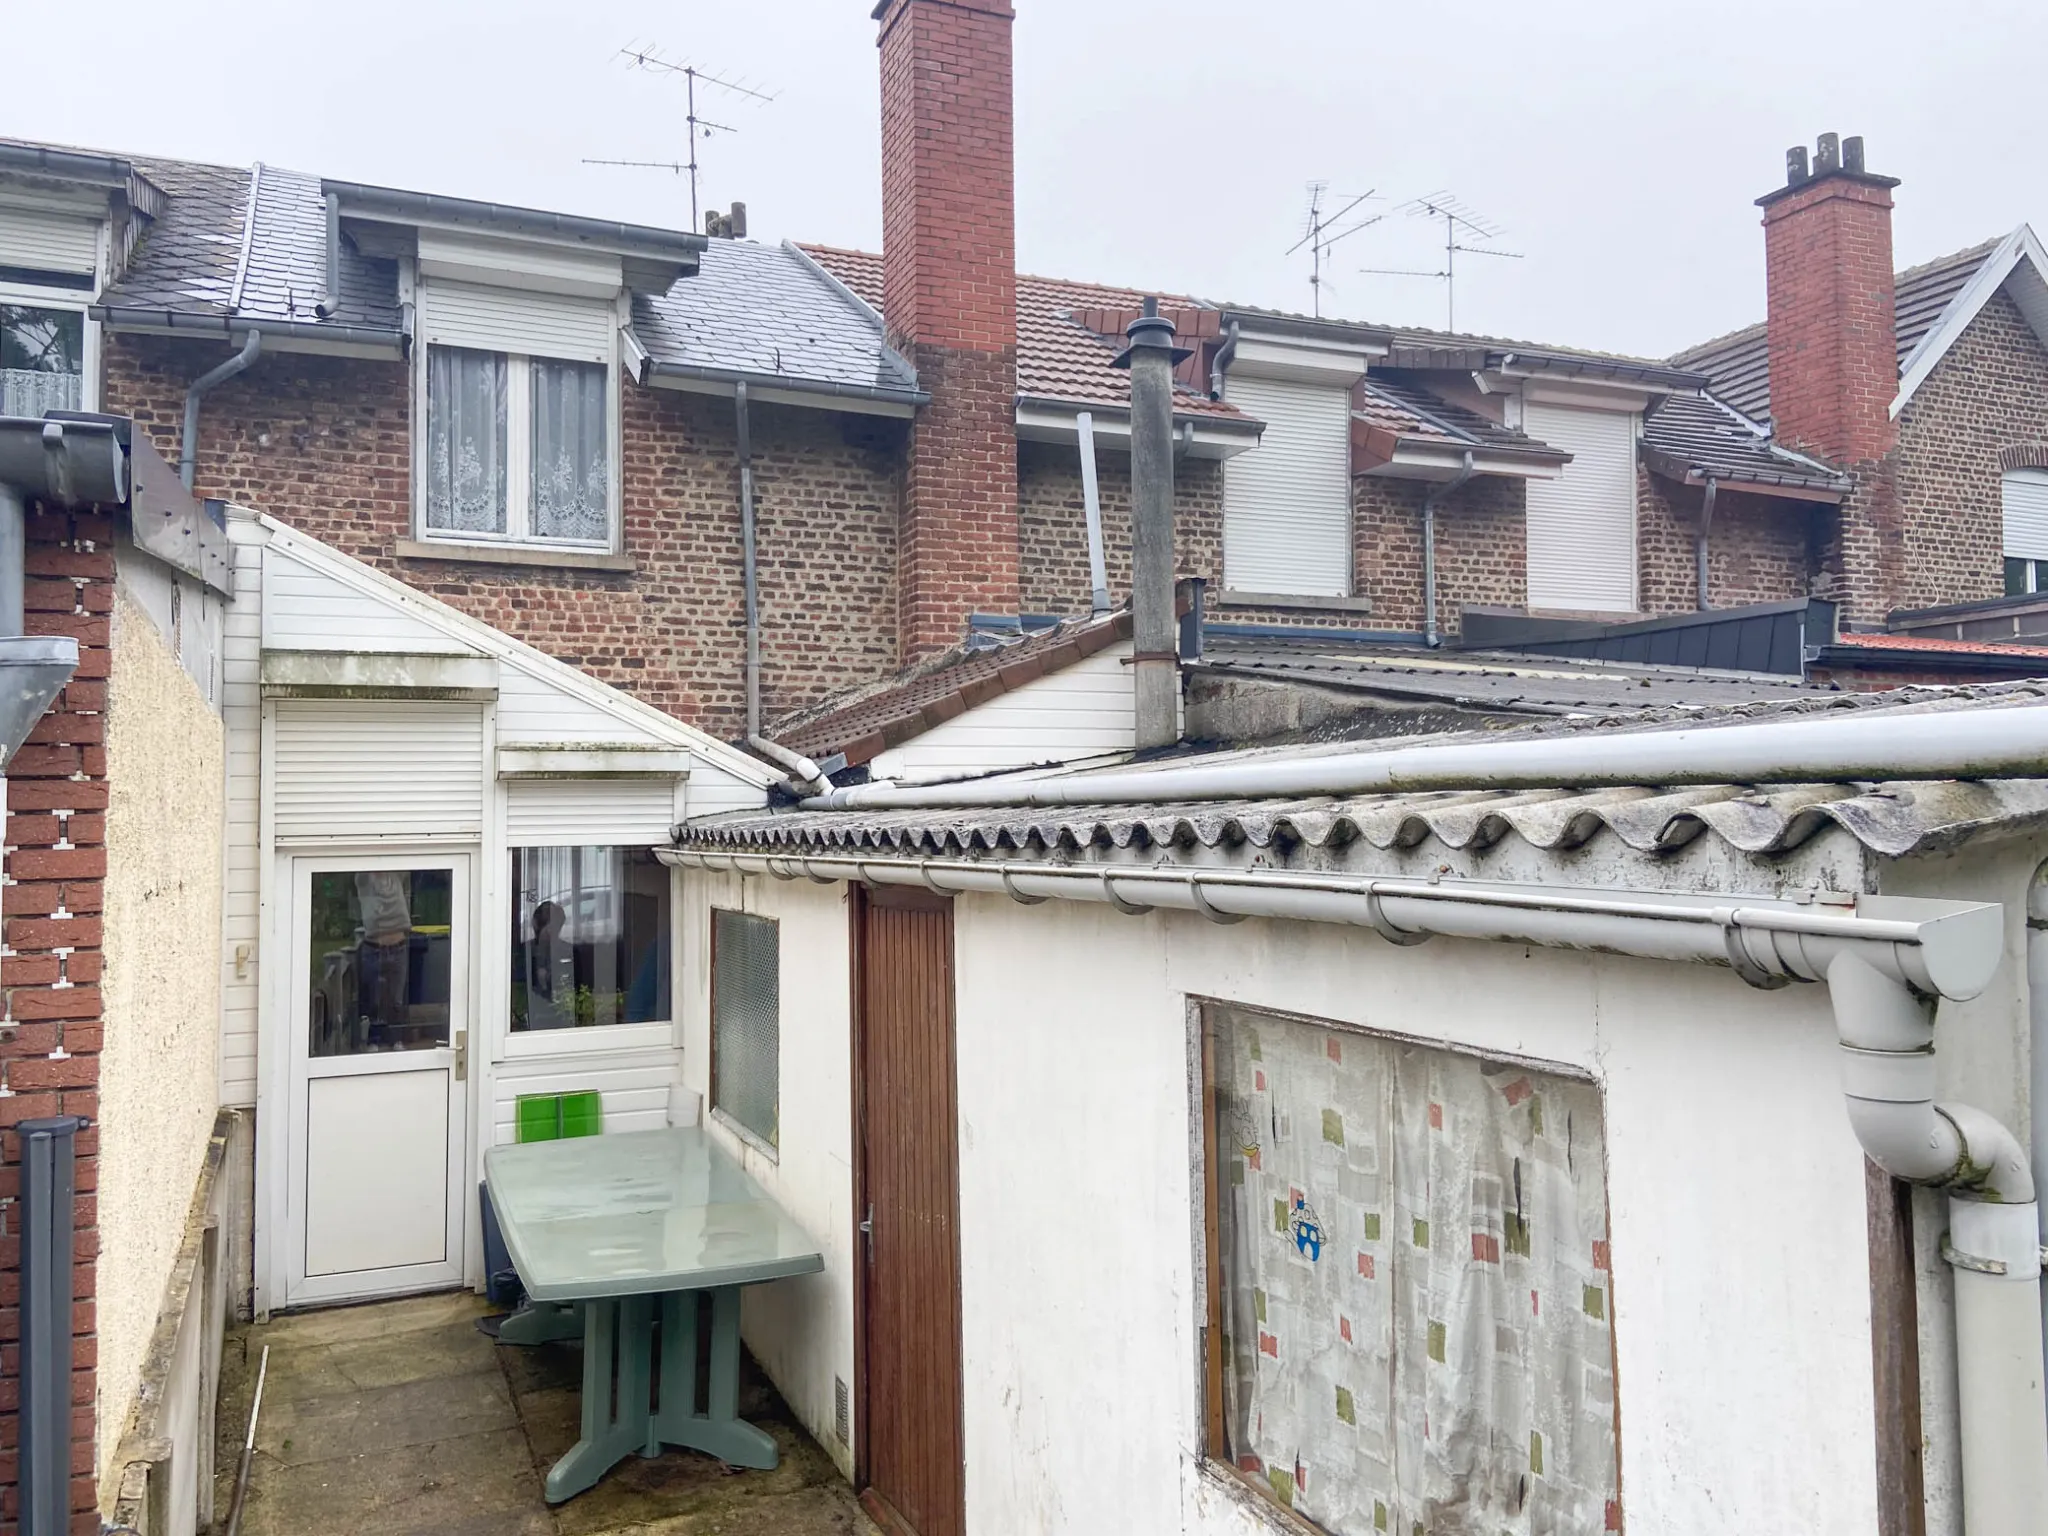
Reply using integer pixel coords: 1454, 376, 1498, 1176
680, 868, 856, 1479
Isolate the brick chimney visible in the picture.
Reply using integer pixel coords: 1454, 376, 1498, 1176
874, 0, 1021, 657
1757, 132, 1901, 464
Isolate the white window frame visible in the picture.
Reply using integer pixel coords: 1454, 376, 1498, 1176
0, 212, 106, 413
407, 270, 625, 556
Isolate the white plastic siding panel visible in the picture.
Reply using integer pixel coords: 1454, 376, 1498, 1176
1523, 401, 1638, 613
220, 522, 268, 1105
419, 278, 612, 363
262, 550, 477, 654
1222, 375, 1353, 596
504, 778, 679, 846
868, 645, 1171, 784
2002, 470, 2048, 560
491, 1049, 681, 1143
0, 206, 99, 275
273, 701, 485, 839
496, 666, 665, 746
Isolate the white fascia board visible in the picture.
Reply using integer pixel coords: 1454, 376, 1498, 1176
260, 649, 498, 696
619, 324, 651, 383
253, 514, 779, 788
1014, 400, 1261, 460
645, 368, 917, 419
1228, 329, 1378, 385
497, 744, 693, 778
417, 229, 623, 299
1893, 226, 2048, 419
1512, 376, 1660, 412
1367, 445, 1565, 481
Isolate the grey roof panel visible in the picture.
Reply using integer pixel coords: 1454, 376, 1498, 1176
1639, 391, 1848, 493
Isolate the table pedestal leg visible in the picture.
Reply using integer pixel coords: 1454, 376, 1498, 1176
495, 1299, 583, 1346
543, 1295, 656, 1504
650, 1287, 778, 1469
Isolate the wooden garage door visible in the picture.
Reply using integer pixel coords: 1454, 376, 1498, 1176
855, 885, 964, 1536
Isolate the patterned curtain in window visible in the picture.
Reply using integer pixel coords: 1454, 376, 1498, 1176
531, 359, 608, 542
424, 346, 507, 534
1213, 1008, 1618, 1534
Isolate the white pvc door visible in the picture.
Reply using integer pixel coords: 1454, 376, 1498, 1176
285, 854, 470, 1306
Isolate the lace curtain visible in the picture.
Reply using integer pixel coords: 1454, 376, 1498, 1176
424, 346, 507, 534
1, 305, 84, 419
0, 369, 80, 418
531, 358, 609, 542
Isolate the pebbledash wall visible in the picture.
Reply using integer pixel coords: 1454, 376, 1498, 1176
1893, 288, 2048, 615
3, 504, 114, 1534
102, 338, 904, 742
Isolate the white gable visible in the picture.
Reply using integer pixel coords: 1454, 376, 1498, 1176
1894, 224, 2048, 417
262, 549, 478, 655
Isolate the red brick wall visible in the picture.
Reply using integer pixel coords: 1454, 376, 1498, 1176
1352, 475, 1526, 636
1017, 443, 1222, 614
1637, 473, 1817, 615
102, 337, 902, 741
876, 0, 1022, 653
3, 505, 108, 1535
1892, 287, 2048, 613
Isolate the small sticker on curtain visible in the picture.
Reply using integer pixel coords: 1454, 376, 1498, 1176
1291, 1196, 1325, 1261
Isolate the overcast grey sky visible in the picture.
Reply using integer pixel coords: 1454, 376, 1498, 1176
11, 0, 2044, 357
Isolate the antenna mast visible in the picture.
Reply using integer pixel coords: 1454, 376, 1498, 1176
1284, 182, 1382, 319
1358, 190, 1523, 331
594, 43, 778, 230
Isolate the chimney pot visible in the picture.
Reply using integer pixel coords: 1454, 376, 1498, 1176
1815, 132, 1841, 173
1842, 136, 1865, 174
729, 202, 748, 239
1786, 146, 1810, 186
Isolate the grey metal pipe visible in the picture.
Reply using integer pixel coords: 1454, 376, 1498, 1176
181, 328, 263, 490
2028, 866, 2048, 1407
1124, 301, 1180, 751
0, 482, 24, 637
1421, 452, 1475, 649
1077, 411, 1109, 615
736, 381, 761, 739
1209, 319, 1240, 401
315, 191, 340, 319
803, 697, 2048, 811
1696, 476, 1719, 612
19, 1115, 84, 1536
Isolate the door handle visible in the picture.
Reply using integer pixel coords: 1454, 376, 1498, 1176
859, 1203, 873, 1265
454, 1029, 469, 1082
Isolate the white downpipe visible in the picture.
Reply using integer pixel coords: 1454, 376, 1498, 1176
801, 700, 2048, 811
666, 842, 2048, 1524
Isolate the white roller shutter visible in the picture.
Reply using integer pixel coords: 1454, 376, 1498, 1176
2002, 470, 2048, 560
273, 701, 485, 840
0, 206, 99, 276
418, 278, 612, 363
1522, 401, 1638, 613
1222, 375, 1353, 596
504, 779, 679, 847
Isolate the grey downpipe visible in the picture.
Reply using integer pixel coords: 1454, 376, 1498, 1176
1696, 476, 1718, 612
802, 698, 2048, 811
19, 1115, 84, 1536
1829, 952, 2048, 1533
2029, 867, 2048, 1432
736, 381, 761, 739
180, 328, 263, 491
1077, 411, 1110, 615
0, 482, 23, 636
1124, 301, 1180, 751
1421, 452, 1475, 649
315, 190, 341, 319
747, 734, 833, 798
1209, 319, 1240, 401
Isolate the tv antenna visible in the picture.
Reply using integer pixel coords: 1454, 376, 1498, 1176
1284, 182, 1382, 319
1358, 190, 1523, 332
585, 43, 778, 230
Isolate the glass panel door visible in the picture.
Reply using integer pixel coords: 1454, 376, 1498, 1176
306, 868, 457, 1056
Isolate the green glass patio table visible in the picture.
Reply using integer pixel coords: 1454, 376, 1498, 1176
483, 1125, 824, 1503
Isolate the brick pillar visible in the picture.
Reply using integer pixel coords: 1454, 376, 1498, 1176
1757, 134, 1902, 622
875, 0, 1021, 657
1, 506, 107, 1535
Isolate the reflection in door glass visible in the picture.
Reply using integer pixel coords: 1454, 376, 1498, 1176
308, 869, 455, 1057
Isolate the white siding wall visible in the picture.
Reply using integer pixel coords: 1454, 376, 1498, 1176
1221, 375, 1354, 596
261, 550, 475, 654
1523, 400, 1639, 613
489, 1048, 680, 1142
705, 873, 1892, 1536
868, 644, 1169, 784
220, 521, 268, 1105
498, 667, 666, 745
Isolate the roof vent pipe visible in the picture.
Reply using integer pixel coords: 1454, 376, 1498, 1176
315, 191, 341, 319
180, 328, 262, 491
1421, 452, 1475, 649
1114, 298, 1191, 751
1829, 951, 2048, 1534
1076, 411, 1109, 615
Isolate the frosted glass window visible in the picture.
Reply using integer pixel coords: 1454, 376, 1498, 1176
711, 909, 779, 1148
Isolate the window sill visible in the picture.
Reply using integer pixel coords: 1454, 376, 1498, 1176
711, 1106, 779, 1165
396, 538, 637, 574
1194, 1458, 1325, 1536
501, 1020, 677, 1059
1214, 588, 1376, 615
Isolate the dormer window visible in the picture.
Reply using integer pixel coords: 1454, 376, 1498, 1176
1, 197, 103, 418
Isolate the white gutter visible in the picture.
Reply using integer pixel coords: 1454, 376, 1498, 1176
803, 701, 2048, 810
665, 844, 2048, 1524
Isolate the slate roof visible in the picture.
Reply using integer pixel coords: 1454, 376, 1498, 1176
1671, 240, 2001, 427
769, 609, 1135, 766
800, 246, 1249, 422
679, 682, 2048, 866
1638, 391, 1849, 495
1355, 371, 1566, 460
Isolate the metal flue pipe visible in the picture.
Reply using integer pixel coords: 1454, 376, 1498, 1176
1116, 299, 1182, 750
804, 700, 2048, 811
